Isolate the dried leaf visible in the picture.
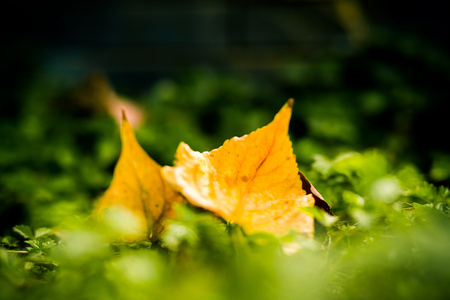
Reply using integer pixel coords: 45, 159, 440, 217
95, 112, 183, 241
298, 171, 334, 215
162, 100, 315, 236
75, 73, 144, 127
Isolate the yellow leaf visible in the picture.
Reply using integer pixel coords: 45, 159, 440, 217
95, 112, 183, 241
162, 100, 315, 236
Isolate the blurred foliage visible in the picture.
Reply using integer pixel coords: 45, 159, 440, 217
1, 31, 450, 299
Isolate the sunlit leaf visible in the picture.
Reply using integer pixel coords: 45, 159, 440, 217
95, 112, 184, 241
13, 225, 34, 239
34, 228, 53, 239
163, 100, 318, 236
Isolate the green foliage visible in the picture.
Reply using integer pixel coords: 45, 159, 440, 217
1, 150, 450, 299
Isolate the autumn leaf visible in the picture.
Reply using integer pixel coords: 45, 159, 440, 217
95, 112, 184, 241
74, 73, 144, 127
162, 100, 316, 236
298, 171, 333, 215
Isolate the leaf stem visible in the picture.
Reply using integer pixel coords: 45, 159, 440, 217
6, 250, 29, 254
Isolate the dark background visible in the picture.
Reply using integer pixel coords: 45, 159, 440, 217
2, 0, 449, 94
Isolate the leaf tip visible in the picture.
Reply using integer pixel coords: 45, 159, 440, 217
121, 109, 128, 122
287, 98, 294, 108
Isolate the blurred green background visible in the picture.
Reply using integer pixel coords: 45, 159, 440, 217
1, 1, 450, 299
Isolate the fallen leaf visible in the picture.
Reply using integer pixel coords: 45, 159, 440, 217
162, 100, 315, 236
298, 171, 334, 215
95, 112, 183, 241
75, 73, 145, 127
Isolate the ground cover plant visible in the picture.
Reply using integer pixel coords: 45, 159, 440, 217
1, 33, 450, 300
